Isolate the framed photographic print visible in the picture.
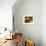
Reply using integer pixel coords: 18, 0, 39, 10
23, 15, 34, 24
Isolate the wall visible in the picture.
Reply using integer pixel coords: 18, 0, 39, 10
0, 0, 16, 30
41, 0, 46, 46
13, 0, 41, 46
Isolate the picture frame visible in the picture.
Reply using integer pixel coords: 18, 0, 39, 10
23, 15, 34, 24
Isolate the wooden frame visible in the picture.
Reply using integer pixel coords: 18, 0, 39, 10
23, 15, 34, 24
